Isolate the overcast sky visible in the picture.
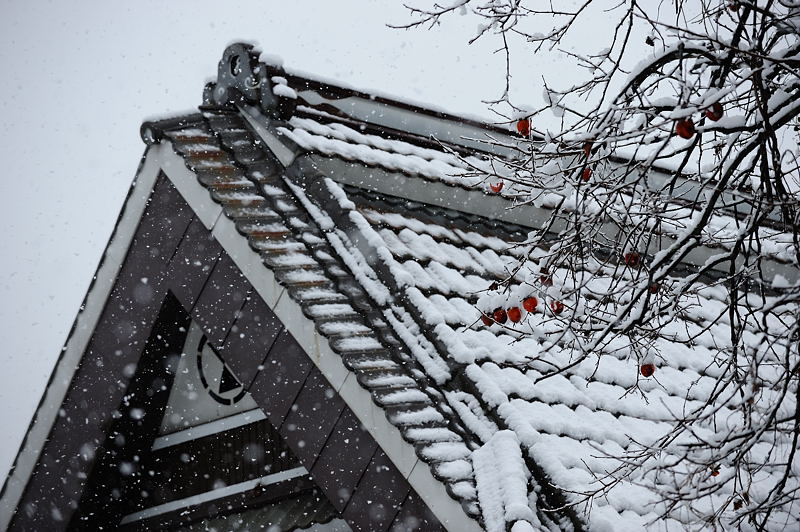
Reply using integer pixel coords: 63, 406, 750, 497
0, 0, 620, 482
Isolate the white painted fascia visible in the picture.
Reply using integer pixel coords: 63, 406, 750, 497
0, 146, 165, 531
159, 146, 222, 230
0, 137, 482, 532
238, 104, 297, 167
158, 143, 482, 532
152, 408, 267, 451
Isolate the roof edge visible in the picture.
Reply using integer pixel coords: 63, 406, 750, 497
140, 113, 206, 145
0, 146, 163, 529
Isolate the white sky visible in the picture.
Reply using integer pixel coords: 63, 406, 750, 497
0, 0, 607, 480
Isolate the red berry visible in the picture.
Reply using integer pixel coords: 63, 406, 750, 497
522, 296, 538, 312
516, 118, 530, 136
640, 363, 655, 377
710, 469, 720, 477
582, 141, 592, 157
675, 118, 695, 139
539, 274, 553, 287
581, 167, 591, 181
489, 182, 504, 194
649, 282, 660, 294
507, 307, 522, 323
480, 313, 493, 326
550, 300, 564, 314
624, 252, 641, 267
704, 102, 723, 121
493, 307, 507, 324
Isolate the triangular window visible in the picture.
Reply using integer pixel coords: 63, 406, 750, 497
76, 294, 350, 531
157, 322, 261, 439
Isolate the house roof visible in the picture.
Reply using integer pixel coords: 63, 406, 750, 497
145, 110, 501, 525
5, 43, 796, 532
137, 43, 797, 531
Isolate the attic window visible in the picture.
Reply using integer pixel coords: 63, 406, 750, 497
157, 322, 260, 436
117, 321, 349, 531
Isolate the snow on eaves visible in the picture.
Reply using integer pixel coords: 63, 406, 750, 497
203, 88, 800, 529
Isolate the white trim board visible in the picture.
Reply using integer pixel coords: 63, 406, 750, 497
239, 104, 297, 167
158, 143, 482, 532
0, 138, 482, 532
152, 409, 267, 451
0, 147, 164, 530
118, 466, 307, 525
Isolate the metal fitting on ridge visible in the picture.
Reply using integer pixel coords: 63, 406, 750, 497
204, 42, 296, 120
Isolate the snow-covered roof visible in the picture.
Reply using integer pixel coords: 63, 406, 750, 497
257, 52, 796, 531
324, 181, 796, 530
8, 43, 792, 532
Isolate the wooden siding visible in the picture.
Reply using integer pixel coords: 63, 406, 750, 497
343, 449, 411, 531
310, 408, 378, 511
71, 292, 191, 527
218, 294, 282, 388
248, 328, 313, 428
191, 252, 251, 348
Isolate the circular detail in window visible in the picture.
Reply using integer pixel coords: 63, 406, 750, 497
196, 336, 246, 405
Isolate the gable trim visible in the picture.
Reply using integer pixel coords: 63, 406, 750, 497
158, 141, 482, 532
239, 104, 298, 167
151, 408, 267, 451
118, 465, 308, 526
0, 149, 164, 531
